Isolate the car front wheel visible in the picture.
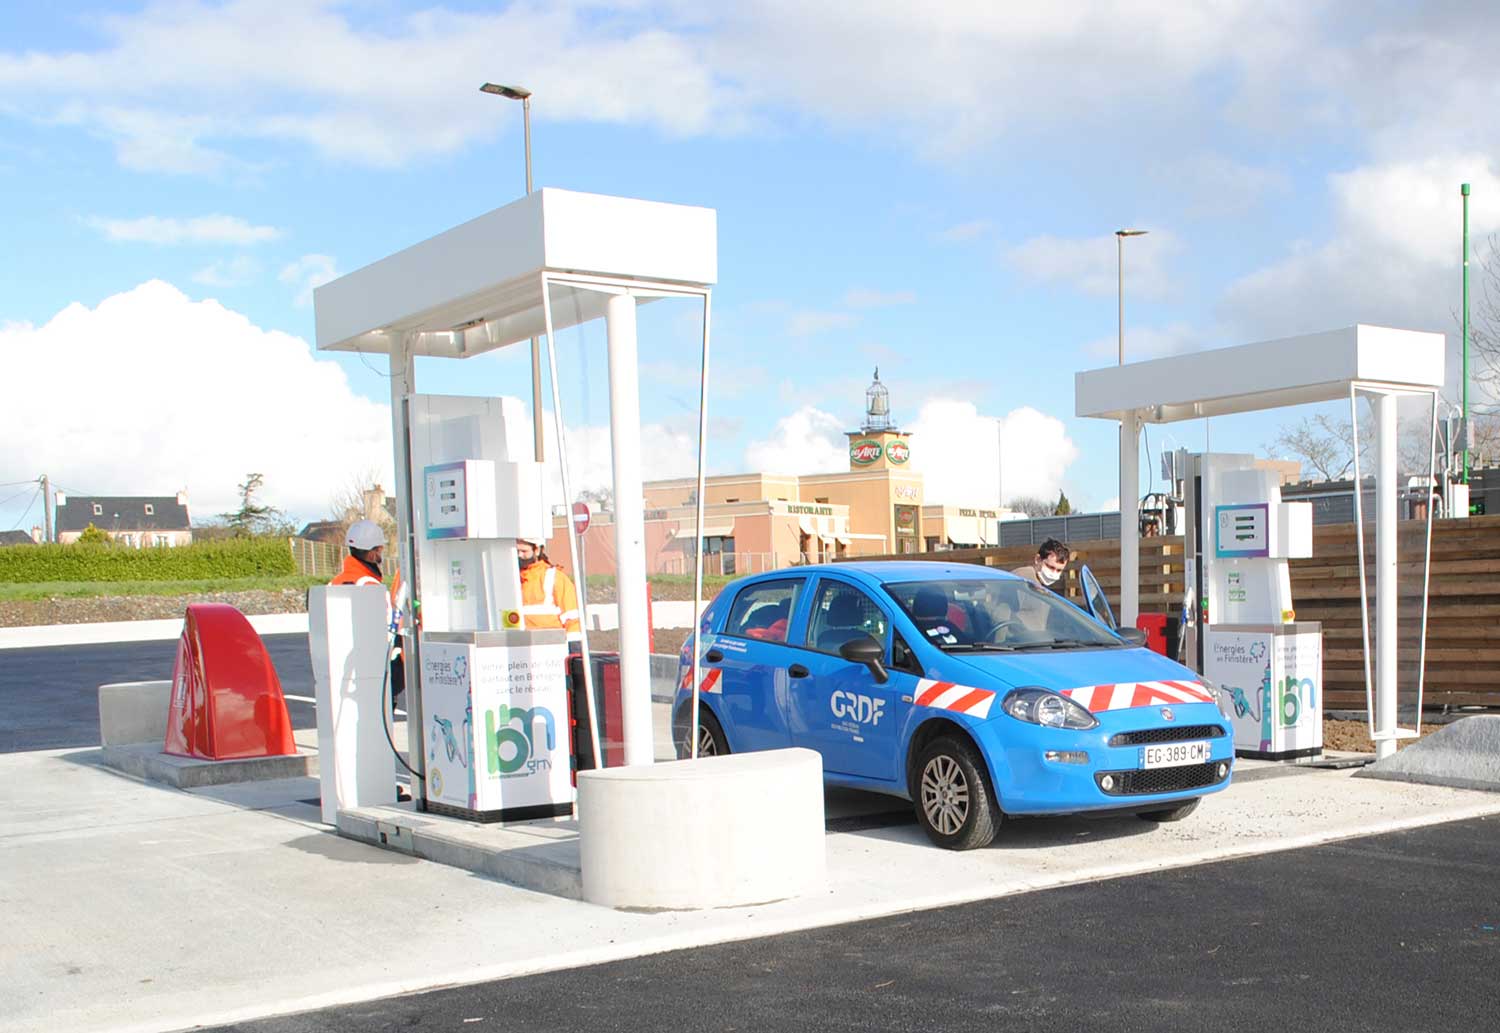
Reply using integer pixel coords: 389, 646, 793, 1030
913, 736, 999, 850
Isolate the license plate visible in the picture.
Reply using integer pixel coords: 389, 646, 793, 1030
1140, 740, 1210, 769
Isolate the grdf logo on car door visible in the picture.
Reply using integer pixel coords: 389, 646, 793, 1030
831, 690, 886, 737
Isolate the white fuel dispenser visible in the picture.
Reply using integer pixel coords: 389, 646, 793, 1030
409, 394, 574, 821
1176, 452, 1323, 760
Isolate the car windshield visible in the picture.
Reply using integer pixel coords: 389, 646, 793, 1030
882, 576, 1122, 651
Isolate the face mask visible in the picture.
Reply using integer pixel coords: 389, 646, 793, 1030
1038, 565, 1061, 586
517, 553, 537, 571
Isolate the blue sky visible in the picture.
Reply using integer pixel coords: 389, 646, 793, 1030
3, 1, 1498, 533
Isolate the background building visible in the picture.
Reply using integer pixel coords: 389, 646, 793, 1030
55, 491, 192, 547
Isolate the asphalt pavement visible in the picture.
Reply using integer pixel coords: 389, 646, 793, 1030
0, 633, 316, 753
202, 814, 1500, 1033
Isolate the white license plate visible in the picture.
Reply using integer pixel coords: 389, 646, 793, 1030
1140, 740, 1210, 769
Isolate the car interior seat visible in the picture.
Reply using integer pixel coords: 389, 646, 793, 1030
818, 592, 868, 653
912, 586, 954, 640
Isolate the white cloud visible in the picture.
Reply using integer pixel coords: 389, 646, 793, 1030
787, 310, 858, 337
842, 288, 916, 309
905, 399, 1078, 507
1155, 153, 1291, 217
540, 418, 701, 507
86, 214, 282, 245
0, 281, 391, 523
191, 256, 260, 287
937, 220, 992, 243
743, 406, 848, 474
1221, 155, 1500, 343
279, 254, 339, 308
1005, 229, 1182, 301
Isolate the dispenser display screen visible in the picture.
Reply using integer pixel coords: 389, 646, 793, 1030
425, 462, 468, 539
1215, 503, 1268, 558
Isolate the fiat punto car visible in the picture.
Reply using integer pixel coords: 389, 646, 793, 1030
673, 562, 1234, 849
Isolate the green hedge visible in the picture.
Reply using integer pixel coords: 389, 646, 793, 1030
0, 537, 297, 583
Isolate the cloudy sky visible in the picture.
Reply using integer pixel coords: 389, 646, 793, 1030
2, 0, 1497, 531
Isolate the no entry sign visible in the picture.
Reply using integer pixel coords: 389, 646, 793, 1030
572, 501, 591, 535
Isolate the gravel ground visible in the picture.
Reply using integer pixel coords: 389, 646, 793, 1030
0, 588, 309, 627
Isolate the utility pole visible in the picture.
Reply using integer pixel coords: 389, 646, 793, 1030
40, 473, 51, 543
1462, 182, 1471, 484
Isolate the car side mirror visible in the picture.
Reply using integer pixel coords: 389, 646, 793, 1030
1117, 627, 1149, 647
839, 633, 890, 684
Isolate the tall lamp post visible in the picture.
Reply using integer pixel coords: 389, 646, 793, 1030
1115, 228, 1149, 366
1461, 182, 1471, 484
480, 81, 545, 464
1115, 228, 1148, 629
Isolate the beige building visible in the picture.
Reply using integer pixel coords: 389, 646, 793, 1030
546, 371, 932, 575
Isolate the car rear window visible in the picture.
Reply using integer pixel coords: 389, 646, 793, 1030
723, 579, 801, 644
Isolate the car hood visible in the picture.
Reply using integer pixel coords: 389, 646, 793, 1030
943, 646, 1200, 694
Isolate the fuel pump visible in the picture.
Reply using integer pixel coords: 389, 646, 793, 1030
1174, 451, 1323, 760
408, 394, 574, 821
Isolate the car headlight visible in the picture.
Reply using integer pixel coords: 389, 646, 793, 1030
1205, 682, 1235, 723
1001, 687, 1099, 730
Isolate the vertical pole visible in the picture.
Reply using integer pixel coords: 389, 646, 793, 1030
1117, 234, 1125, 366
1375, 391, 1398, 760
388, 333, 425, 800
690, 292, 713, 760
1120, 411, 1140, 628
41, 474, 51, 543
605, 293, 653, 766
995, 417, 1004, 510
525, 96, 545, 466
1462, 182, 1471, 484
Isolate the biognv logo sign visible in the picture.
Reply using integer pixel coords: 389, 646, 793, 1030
485, 704, 556, 777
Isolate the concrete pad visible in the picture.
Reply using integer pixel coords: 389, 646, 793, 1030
97, 679, 171, 747
1357, 715, 1500, 792
5, 745, 1500, 1033
97, 741, 317, 788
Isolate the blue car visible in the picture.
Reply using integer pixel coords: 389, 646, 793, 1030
673, 561, 1235, 850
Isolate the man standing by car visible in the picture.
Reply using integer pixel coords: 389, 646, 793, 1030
1012, 538, 1070, 593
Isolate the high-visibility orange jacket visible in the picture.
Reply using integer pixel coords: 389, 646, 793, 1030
521, 559, 581, 640
331, 556, 404, 636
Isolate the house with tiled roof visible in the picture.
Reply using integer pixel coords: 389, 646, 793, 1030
55, 491, 192, 547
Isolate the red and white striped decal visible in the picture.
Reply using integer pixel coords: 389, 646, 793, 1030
678, 666, 724, 695
913, 678, 996, 719
1060, 679, 1215, 713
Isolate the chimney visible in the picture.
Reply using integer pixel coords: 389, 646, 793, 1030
363, 485, 385, 522
176, 489, 189, 507
30, 526, 42, 544
55, 491, 67, 507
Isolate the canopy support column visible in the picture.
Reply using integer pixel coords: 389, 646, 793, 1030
1375, 391, 1399, 761
1120, 410, 1140, 628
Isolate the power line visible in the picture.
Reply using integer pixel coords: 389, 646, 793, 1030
0, 485, 38, 509
8, 487, 40, 531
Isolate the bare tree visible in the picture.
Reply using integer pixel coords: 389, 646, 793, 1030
1007, 496, 1055, 518
1468, 234, 1500, 402
326, 467, 395, 540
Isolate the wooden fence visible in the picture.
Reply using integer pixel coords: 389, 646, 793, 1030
289, 537, 343, 579
852, 515, 1500, 710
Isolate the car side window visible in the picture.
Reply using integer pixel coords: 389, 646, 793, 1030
722, 579, 801, 644
806, 580, 889, 656
891, 632, 921, 675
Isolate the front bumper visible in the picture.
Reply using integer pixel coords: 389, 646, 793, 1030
976, 704, 1235, 815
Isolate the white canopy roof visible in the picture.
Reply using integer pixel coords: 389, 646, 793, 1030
1075, 325, 1444, 424
313, 188, 717, 358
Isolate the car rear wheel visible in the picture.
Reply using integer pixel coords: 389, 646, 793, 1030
1137, 798, 1200, 823
675, 706, 729, 759
913, 736, 999, 850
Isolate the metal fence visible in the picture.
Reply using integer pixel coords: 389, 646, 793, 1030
289, 537, 342, 578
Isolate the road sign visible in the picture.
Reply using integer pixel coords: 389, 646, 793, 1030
572, 501, 591, 535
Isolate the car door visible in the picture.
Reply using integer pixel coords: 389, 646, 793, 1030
704, 576, 806, 752
788, 576, 916, 781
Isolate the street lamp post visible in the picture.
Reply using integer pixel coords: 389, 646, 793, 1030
480, 82, 544, 463
1115, 229, 1148, 366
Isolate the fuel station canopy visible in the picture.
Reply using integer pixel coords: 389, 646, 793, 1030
1076, 324, 1445, 759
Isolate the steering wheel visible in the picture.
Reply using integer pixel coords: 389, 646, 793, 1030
984, 620, 1020, 643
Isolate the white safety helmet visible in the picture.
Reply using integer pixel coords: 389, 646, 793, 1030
346, 519, 386, 551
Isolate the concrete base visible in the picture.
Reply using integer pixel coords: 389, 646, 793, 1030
1356, 715, 1500, 793
578, 748, 826, 910
98, 680, 172, 747
337, 803, 583, 899
99, 742, 317, 789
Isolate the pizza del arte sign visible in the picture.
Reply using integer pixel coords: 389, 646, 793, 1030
849, 440, 882, 465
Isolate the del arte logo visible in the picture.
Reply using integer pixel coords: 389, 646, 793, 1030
886, 441, 910, 464
850, 440, 883, 464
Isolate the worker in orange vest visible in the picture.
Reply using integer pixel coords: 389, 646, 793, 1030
518, 538, 581, 644
331, 519, 405, 707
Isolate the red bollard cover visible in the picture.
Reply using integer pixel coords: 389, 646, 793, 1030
163, 603, 296, 759
1135, 613, 1169, 656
